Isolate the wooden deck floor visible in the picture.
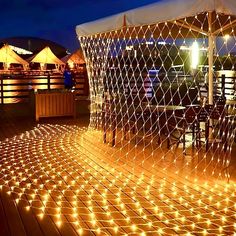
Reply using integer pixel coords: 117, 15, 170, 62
0, 103, 236, 235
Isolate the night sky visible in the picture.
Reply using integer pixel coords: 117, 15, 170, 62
1, 0, 159, 52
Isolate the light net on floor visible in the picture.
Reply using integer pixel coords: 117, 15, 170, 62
1, 8, 236, 236
79, 11, 236, 182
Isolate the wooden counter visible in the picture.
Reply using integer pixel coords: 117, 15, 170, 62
35, 91, 76, 121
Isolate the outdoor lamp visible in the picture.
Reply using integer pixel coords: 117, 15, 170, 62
191, 41, 199, 70
223, 34, 230, 42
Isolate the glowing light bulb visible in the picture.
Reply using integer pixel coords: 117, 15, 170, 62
131, 224, 137, 231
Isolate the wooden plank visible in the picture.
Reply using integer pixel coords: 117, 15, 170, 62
35, 95, 39, 121
0, 103, 235, 235
0, 190, 26, 236
0, 192, 10, 236
35, 92, 75, 120
22, 187, 65, 236
53, 94, 57, 116
46, 94, 50, 117
35, 214, 62, 236
15, 199, 44, 236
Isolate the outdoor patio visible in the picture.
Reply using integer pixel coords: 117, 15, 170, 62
0, 103, 235, 235
1, 1, 236, 235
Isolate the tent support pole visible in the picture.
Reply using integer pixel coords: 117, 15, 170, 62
208, 11, 214, 105
208, 34, 214, 105
208, 11, 215, 142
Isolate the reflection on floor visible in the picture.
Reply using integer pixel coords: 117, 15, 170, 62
0, 120, 235, 235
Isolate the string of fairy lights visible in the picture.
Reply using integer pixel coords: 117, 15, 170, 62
0, 11, 236, 235
80, 11, 236, 182
0, 124, 236, 235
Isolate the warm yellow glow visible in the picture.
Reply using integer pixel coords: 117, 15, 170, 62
224, 34, 230, 42
0, 118, 235, 235
191, 41, 199, 69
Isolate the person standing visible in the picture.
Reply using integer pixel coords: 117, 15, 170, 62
63, 64, 73, 90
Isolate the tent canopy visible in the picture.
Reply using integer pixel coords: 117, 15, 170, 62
62, 49, 85, 65
76, 0, 236, 106
0, 44, 28, 66
76, 0, 236, 38
30, 46, 64, 65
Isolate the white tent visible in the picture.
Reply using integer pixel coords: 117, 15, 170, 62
30, 46, 64, 70
74, 3, 236, 234
62, 49, 85, 68
0, 44, 29, 70
76, 0, 236, 36
76, 0, 236, 104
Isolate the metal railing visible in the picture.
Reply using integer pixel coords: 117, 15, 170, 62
199, 74, 236, 101
216, 74, 236, 99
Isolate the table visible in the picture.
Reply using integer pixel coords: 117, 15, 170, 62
141, 105, 186, 147
103, 100, 235, 157
103, 102, 186, 146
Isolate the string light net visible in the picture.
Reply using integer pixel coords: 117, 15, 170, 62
0, 8, 236, 236
79, 11, 236, 182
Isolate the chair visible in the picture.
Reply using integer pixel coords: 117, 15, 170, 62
221, 114, 236, 152
204, 104, 228, 151
102, 97, 117, 146
204, 105, 236, 178
195, 107, 209, 148
123, 104, 155, 144
123, 105, 138, 142
168, 105, 208, 154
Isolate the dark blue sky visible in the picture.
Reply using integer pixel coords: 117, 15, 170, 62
1, 0, 158, 52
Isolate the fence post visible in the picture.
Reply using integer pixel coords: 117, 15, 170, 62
221, 74, 225, 99
47, 73, 51, 90
0, 76, 3, 104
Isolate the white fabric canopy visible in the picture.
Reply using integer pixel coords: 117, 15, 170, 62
30, 46, 64, 65
0, 44, 28, 65
76, 0, 236, 106
62, 49, 85, 65
76, 0, 236, 37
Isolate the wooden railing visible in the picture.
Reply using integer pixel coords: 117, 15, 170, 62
0, 71, 89, 104
2, 70, 234, 105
